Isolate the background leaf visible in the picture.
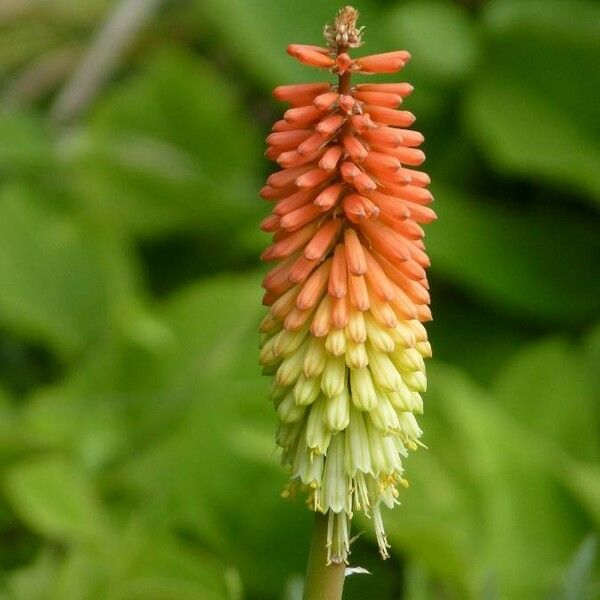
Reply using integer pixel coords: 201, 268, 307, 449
0, 184, 142, 356
3, 457, 109, 543
466, 0, 600, 206
0, 2, 598, 599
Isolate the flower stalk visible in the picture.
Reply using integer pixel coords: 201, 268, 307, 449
259, 5, 435, 583
303, 513, 346, 600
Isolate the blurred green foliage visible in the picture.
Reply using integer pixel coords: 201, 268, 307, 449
0, 1, 599, 599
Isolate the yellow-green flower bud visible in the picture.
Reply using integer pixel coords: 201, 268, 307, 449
349, 367, 378, 411
306, 397, 331, 455
325, 389, 350, 432
293, 373, 321, 406
277, 391, 307, 424
275, 344, 307, 386
325, 328, 347, 356
303, 337, 327, 378
321, 355, 346, 398
345, 341, 368, 369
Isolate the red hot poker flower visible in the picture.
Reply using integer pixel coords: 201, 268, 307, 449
259, 5, 435, 564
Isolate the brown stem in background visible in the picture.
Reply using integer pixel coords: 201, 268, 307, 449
51, 0, 163, 123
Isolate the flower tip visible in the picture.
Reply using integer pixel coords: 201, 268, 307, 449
324, 5, 364, 51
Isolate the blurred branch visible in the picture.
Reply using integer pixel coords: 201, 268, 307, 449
3, 47, 79, 108
50, 0, 163, 124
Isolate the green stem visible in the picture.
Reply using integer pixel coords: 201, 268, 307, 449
303, 512, 346, 600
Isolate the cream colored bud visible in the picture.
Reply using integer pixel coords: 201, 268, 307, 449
410, 392, 424, 414
303, 337, 327, 378
350, 367, 378, 410
407, 348, 425, 370
325, 388, 350, 431
259, 313, 281, 334
367, 348, 402, 391
293, 373, 321, 406
259, 335, 279, 366
406, 319, 428, 342
273, 326, 309, 357
294, 432, 324, 485
321, 355, 347, 398
381, 435, 405, 473
369, 391, 400, 433
325, 328, 347, 356
345, 341, 368, 369
275, 342, 307, 386
344, 406, 371, 475
398, 411, 423, 442
416, 341, 432, 358
277, 391, 307, 423
391, 346, 423, 372
365, 314, 395, 353
321, 434, 350, 513
390, 321, 416, 347
346, 310, 367, 343
306, 397, 331, 454
366, 417, 387, 476
403, 369, 427, 392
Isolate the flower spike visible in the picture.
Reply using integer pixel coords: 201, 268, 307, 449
259, 6, 435, 565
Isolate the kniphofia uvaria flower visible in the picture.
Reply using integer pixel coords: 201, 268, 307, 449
259, 6, 435, 564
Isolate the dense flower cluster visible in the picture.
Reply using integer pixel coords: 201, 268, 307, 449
258, 6, 435, 563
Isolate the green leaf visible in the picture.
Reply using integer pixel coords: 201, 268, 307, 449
564, 463, 600, 529
427, 185, 600, 324
492, 337, 599, 461
0, 183, 141, 356
3, 526, 235, 600
484, 0, 600, 42
19, 273, 262, 471
44, 525, 235, 600
0, 112, 53, 174
69, 50, 263, 237
105, 526, 235, 600
584, 322, 600, 393
465, 0, 600, 205
3, 551, 60, 600
3, 456, 109, 543
0, 387, 18, 457
15, 273, 294, 596
428, 298, 533, 385
465, 76, 600, 204
382, 0, 479, 83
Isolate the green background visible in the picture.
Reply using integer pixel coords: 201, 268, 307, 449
0, 0, 599, 598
